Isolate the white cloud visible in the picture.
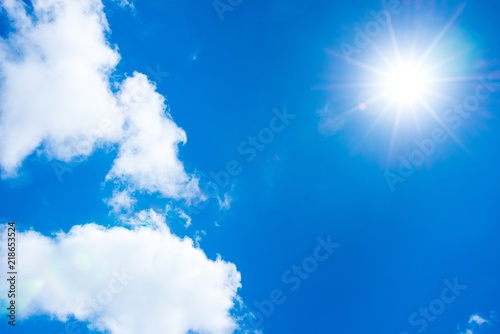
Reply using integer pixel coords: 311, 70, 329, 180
113, 0, 134, 10
0, 2, 244, 333
0, 0, 123, 173
165, 205, 193, 228
176, 208, 192, 228
106, 190, 137, 214
0, 211, 242, 334
107, 73, 203, 202
217, 193, 232, 210
0, 0, 203, 202
194, 229, 207, 248
469, 314, 488, 326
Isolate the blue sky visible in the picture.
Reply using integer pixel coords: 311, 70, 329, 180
0, 0, 499, 333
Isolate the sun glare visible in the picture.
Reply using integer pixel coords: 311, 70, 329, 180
320, 3, 475, 157
383, 63, 427, 105
324, 2, 472, 158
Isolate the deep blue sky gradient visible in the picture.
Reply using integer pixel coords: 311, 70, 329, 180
1, 0, 499, 333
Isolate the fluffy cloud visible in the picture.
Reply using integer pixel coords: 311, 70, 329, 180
0, 0, 202, 201
0, 0, 122, 173
0, 2, 241, 333
108, 73, 203, 202
0, 211, 241, 334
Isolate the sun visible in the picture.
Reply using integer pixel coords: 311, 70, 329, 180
322, 2, 474, 158
383, 62, 427, 106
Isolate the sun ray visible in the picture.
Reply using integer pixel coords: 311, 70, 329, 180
326, 49, 389, 77
312, 81, 386, 90
369, 40, 395, 70
324, 1, 474, 162
387, 104, 404, 162
424, 89, 458, 104
426, 75, 482, 84
417, 97, 469, 153
409, 103, 424, 139
416, 2, 466, 67
422, 47, 471, 74
352, 99, 396, 153
408, 31, 420, 63
385, 0, 402, 65
327, 91, 389, 127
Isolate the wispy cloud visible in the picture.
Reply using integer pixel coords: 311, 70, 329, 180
105, 190, 137, 215
217, 193, 233, 210
175, 208, 193, 228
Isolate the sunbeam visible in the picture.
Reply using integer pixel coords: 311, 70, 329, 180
325, 1, 474, 161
